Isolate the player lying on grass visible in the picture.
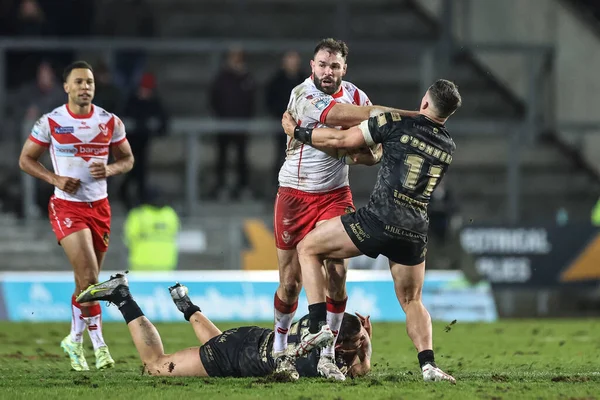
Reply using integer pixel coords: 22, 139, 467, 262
76, 273, 372, 378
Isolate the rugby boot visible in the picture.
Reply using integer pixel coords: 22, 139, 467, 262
60, 335, 89, 371
293, 324, 335, 358
94, 346, 115, 370
317, 354, 346, 381
76, 272, 129, 304
422, 362, 456, 384
168, 282, 195, 313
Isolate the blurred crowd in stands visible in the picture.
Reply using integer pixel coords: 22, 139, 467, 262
0, 0, 461, 264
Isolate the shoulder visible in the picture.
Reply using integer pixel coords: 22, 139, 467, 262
372, 112, 411, 128
341, 80, 359, 91
342, 80, 370, 105
93, 105, 113, 119
47, 105, 67, 118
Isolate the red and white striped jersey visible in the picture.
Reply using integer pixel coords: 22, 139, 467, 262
29, 104, 127, 202
278, 77, 371, 193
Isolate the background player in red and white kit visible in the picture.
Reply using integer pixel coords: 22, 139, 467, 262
18, 61, 134, 371
272, 38, 417, 380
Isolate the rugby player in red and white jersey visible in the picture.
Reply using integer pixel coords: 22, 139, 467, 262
272, 38, 418, 380
18, 61, 134, 371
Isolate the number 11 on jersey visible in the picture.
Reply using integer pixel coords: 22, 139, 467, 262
403, 154, 442, 197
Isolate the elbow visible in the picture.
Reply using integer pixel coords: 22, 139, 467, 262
127, 155, 135, 173
18, 155, 28, 172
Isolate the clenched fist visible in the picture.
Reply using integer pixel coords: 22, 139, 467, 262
89, 162, 110, 179
281, 111, 297, 137
54, 176, 80, 194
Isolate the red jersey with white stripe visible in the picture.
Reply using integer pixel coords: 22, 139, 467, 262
278, 78, 371, 193
29, 104, 127, 202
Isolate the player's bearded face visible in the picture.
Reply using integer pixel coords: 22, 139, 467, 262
311, 50, 346, 95
314, 74, 342, 95
65, 68, 95, 107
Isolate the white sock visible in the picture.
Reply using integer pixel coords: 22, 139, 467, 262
85, 304, 107, 351
321, 296, 347, 358
70, 296, 87, 344
273, 294, 297, 354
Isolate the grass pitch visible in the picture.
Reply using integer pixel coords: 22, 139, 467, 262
0, 319, 598, 399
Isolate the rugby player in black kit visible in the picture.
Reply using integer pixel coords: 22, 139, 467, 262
280, 79, 461, 384
76, 274, 372, 378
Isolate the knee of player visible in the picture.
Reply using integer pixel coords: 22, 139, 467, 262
281, 280, 302, 298
142, 356, 167, 375
296, 238, 314, 257
398, 289, 423, 306
76, 274, 98, 291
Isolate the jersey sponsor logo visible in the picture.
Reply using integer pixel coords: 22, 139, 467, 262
74, 144, 108, 157
54, 126, 75, 134
54, 143, 109, 158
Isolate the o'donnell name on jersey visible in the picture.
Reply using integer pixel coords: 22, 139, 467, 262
400, 133, 453, 165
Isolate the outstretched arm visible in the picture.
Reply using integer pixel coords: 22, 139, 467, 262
282, 112, 367, 149
325, 103, 418, 127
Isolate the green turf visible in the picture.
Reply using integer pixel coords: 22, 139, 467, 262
0, 319, 599, 399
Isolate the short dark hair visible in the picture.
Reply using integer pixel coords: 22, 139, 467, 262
313, 38, 349, 60
63, 61, 94, 82
336, 313, 362, 343
428, 79, 462, 118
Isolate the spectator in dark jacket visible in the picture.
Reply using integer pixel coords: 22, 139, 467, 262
208, 46, 256, 200
118, 72, 169, 210
265, 50, 306, 186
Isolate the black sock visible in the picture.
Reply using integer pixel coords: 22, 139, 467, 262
112, 285, 144, 324
118, 298, 144, 324
308, 302, 327, 334
184, 305, 201, 322
418, 350, 436, 368
110, 284, 133, 306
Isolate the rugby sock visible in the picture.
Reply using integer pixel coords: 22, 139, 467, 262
70, 296, 87, 343
85, 303, 107, 351
418, 350, 436, 368
111, 285, 144, 324
273, 293, 298, 354
321, 296, 347, 357
183, 305, 201, 322
308, 302, 327, 334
